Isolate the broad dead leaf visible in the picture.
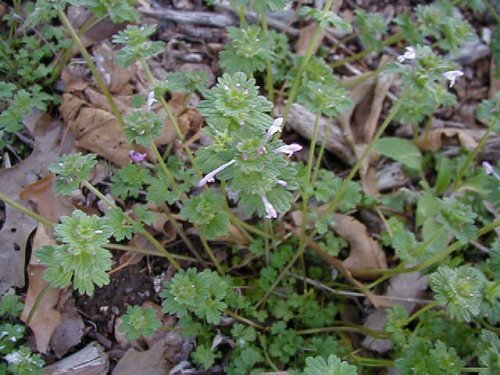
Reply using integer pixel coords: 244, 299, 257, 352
0, 111, 65, 295
21, 225, 62, 353
112, 338, 170, 375
20, 174, 74, 224
417, 128, 479, 152
334, 214, 388, 273
363, 272, 429, 353
295, 22, 324, 56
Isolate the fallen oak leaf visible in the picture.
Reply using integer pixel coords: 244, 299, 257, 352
0, 111, 65, 295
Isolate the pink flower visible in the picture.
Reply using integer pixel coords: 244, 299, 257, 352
128, 150, 147, 163
274, 143, 302, 157
442, 70, 463, 88
482, 161, 500, 180
264, 117, 284, 143
198, 159, 236, 187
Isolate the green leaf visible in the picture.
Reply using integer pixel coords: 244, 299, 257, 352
431, 265, 483, 322
0, 294, 23, 318
111, 164, 150, 199
302, 354, 357, 375
49, 153, 98, 195
119, 306, 162, 340
375, 137, 422, 172
181, 190, 230, 239
192, 344, 220, 370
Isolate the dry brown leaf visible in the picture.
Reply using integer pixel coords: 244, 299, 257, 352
49, 289, 85, 358
417, 128, 479, 152
285, 218, 390, 308
334, 214, 387, 273
363, 272, 429, 353
20, 174, 74, 224
93, 43, 136, 95
21, 225, 62, 353
42, 342, 109, 375
295, 22, 325, 56
60, 93, 131, 166
0, 111, 65, 295
112, 338, 170, 375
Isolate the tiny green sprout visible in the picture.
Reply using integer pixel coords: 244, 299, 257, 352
355, 9, 388, 51
37, 210, 113, 296
438, 197, 477, 244
111, 164, 151, 199
297, 78, 352, 117
119, 306, 162, 341
198, 72, 273, 132
124, 109, 164, 146
431, 265, 483, 322
161, 268, 229, 324
181, 190, 231, 239
298, 7, 352, 33
4, 346, 44, 375
49, 153, 98, 195
220, 26, 274, 75
112, 24, 165, 68
164, 70, 210, 94
302, 354, 357, 375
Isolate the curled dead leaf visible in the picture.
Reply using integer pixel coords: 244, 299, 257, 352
334, 213, 387, 273
417, 128, 479, 152
20, 174, 74, 224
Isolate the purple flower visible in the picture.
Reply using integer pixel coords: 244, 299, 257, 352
128, 150, 147, 163
198, 159, 236, 187
261, 194, 277, 219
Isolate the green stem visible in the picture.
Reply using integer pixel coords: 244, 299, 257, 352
238, 7, 248, 27
311, 116, 333, 183
331, 32, 403, 69
299, 112, 321, 248
225, 310, 265, 330
106, 243, 196, 262
462, 368, 488, 373
282, 0, 335, 124
453, 127, 491, 190
257, 89, 408, 307
26, 284, 51, 325
0, 191, 56, 227
57, 10, 124, 127
200, 234, 224, 275
261, 14, 274, 108
484, 0, 500, 23
403, 301, 439, 326
297, 324, 389, 339
141, 60, 199, 172
82, 180, 181, 270
350, 355, 394, 367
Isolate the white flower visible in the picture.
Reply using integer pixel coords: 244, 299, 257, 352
277, 179, 288, 187
261, 194, 278, 219
274, 143, 302, 157
264, 117, 284, 143
482, 161, 500, 180
198, 159, 236, 187
146, 91, 157, 111
442, 70, 463, 88
397, 46, 416, 63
